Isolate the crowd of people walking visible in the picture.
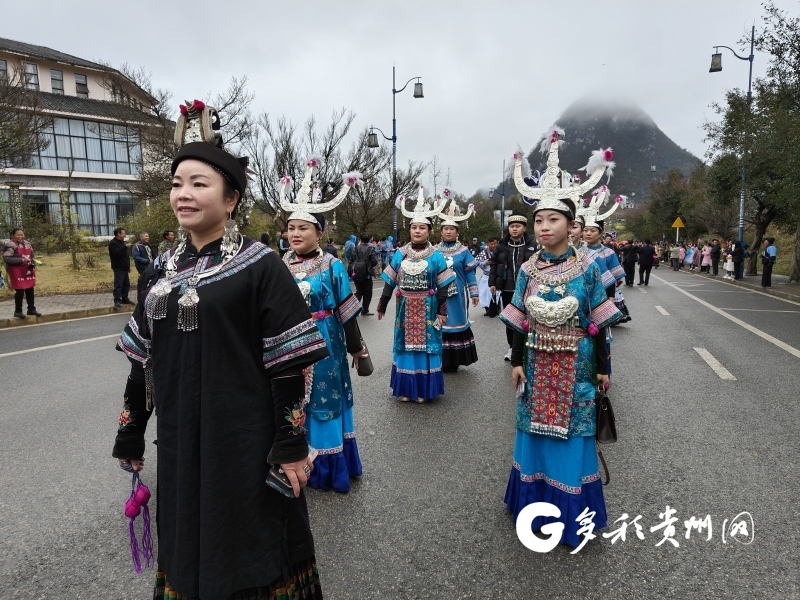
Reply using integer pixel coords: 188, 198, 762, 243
94, 106, 787, 600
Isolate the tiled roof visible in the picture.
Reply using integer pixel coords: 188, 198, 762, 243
0, 37, 109, 71
7, 88, 160, 124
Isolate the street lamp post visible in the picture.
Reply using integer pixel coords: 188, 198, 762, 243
488, 158, 506, 235
710, 25, 755, 247
368, 66, 423, 241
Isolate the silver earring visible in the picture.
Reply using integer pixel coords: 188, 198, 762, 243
222, 212, 240, 258
177, 226, 189, 243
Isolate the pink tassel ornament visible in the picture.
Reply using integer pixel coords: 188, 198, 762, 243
125, 473, 153, 573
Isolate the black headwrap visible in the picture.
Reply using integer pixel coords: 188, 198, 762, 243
172, 142, 248, 199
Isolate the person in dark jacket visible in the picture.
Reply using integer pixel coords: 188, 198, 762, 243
108, 227, 132, 308
637, 239, 656, 286
351, 233, 378, 315
322, 238, 339, 258
620, 239, 638, 286
729, 240, 744, 280
710, 239, 721, 276
131, 232, 157, 275
488, 214, 537, 360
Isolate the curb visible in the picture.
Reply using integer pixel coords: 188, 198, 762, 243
690, 271, 800, 303
0, 304, 134, 329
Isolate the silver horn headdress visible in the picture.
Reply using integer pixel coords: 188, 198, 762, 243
396, 185, 448, 226
279, 156, 362, 226
438, 187, 475, 228
578, 186, 624, 228
511, 126, 616, 216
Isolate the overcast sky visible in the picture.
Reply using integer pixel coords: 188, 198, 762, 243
2, 0, 788, 196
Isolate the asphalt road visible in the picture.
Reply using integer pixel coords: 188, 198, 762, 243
0, 271, 798, 599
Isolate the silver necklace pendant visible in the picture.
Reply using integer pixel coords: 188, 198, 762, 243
177, 276, 200, 331
146, 271, 175, 320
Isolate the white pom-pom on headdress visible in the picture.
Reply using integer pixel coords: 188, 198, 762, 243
539, 125, 565, 154
342, 171, 362, 187
615, 194, 627, 204
280, 175, 292, 186
581, 148, 615, 182
442, 186, 454, 198
395, 195, 405, 209
305, 155, 324, 171
509, 146, 531, 178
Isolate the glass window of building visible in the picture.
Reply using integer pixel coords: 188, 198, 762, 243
75, 73, 89, 98
24, 63, 39, 90
20, 189, 135, 236
0, 60, 7, 81
27, 117, 142, 175
51, 69, 64, 94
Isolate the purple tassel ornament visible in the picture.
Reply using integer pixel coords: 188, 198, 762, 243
125, 472, 153, 572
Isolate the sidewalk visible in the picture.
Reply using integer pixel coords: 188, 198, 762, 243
0, 292, 133, 328
684, 269, 800, 302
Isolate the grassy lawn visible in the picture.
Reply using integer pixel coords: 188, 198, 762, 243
1, 249, 122, 298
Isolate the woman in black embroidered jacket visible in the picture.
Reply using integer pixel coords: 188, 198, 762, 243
112, 101, 329, 600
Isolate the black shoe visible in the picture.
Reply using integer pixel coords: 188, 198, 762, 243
362, 311, 374, 316
13, 311, 26, 319
27, 309, 42, 317
121, 298, 135, 305
637, 282, 644, 285
114, 301, 122, 309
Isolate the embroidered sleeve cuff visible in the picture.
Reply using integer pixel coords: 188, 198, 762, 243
591, 298, 623, 329
468, 283, 479, 297
335, 293, 362, 324
116, 315, 150, 364
499, 302, 527, 334
262, 319, 328, 373
437, 267, 456, 287
381, 266, 398, 286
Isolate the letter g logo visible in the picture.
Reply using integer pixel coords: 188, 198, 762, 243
516, 502, 564, 553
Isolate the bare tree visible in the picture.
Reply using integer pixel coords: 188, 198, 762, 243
0, 58, 53, 171
241, 109, 420, 235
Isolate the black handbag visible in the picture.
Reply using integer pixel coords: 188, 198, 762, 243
596, 386, 616, 485
595, 387, 617, 444
350, 320, 373, 377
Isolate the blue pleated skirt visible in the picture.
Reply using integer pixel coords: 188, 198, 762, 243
390, 351, 445, 400
307, 401, 362, 493
504, 430, 607, 548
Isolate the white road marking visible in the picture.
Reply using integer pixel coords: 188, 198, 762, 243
693, 347, 737, 380
686, 273, 800, 306
721, 308, 800, 313
0, 312, 127, 331
637, 287, 647, 293
654, 275, 800, 360
0, 333, 119, 358
655, 306, 670, 316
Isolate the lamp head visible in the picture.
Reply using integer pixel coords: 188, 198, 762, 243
367, 131, 379, 148
709, 51, 723, 73
413, 81, 424, 98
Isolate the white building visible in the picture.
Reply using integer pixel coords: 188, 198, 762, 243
0, 37, 154, 235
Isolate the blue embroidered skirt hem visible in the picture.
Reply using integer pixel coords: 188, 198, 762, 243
308, 438, 362, 493
390, 351, 444, 400
504, 430, 607, 548
307, 401, 362, 493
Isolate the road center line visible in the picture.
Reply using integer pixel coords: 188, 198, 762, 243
655, 306, 670, 316
693, 347, 737, 380
653, 275, 800, 360
637, 287, 647, 293
0, 333, 119, 358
